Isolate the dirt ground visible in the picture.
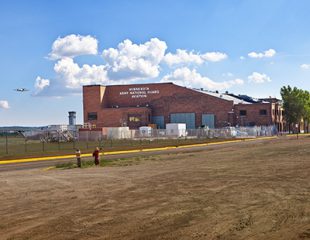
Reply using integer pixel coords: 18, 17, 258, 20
0, 137, 309, 240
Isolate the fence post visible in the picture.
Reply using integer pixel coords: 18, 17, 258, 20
5, 132, 8, 154
58, 132, 61, 150
25, 138, 27, 152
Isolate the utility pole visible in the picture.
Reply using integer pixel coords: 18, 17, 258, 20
5, 132, 8, 154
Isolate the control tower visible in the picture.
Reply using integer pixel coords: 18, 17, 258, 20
68, 111, 76, 125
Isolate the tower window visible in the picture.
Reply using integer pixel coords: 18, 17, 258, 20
259, 109, 267, 115
87, 112, 97, 120
239, 110, 247, 116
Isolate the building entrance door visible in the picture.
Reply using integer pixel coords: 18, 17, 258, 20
202, 114, 215, 128
170, 113, 195, 129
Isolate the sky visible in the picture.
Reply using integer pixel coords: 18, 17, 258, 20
0, 0, 310, 126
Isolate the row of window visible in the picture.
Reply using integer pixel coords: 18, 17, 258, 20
239, 109, 267, 116
87, 113, 148, 122
88, 110, 270, 121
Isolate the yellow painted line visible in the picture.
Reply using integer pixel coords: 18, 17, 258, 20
0, 154, 76, 164
141, 147, 172, 152
243, 136, 277, 141
243, 138, 262, 142
286, 133, 310, 137
208, 139, 243, 145
0, 136, 277, 165
181, 143, 208, 148
0, 153, 94, 165
180, 144, 207, 149
165, 146, 178, 150
103, 149, 141, 155
185, 143, 207, 147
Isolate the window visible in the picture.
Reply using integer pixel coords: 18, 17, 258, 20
239, 110, 247, 116
259, 109, 267, 115
128, 115, 141, 122
87, 112, 97, 121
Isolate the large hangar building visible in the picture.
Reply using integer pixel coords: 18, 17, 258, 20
83, 82, 283, 130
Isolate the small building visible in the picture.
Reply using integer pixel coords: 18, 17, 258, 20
139, 126, 152, 137
166, 123, 187, 137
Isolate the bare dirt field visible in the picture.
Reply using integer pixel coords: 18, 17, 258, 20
0, 137, 309, 240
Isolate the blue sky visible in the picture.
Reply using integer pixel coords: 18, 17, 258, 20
1, 0, 310, 126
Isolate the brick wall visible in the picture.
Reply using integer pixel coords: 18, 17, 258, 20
233, 103, 272, 126
83, 83, 282, 129
83, 83, 235, 128
83, 85, 106, 125
98, 107, 151, 128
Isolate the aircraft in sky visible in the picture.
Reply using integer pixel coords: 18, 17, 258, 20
14, 88, 29, 92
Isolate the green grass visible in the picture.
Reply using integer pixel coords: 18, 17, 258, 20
55, 162, 78, 169
55, 159, 99, 169
55, 155, 157, 170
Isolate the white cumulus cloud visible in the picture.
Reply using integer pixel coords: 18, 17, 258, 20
34, 59, 112, 96
33, 76, 50, 95
54, 58, 110, 88
35, 76, 50, 90
35, 35, 233, 96
248, 49, 276, 59
0, 100, 9, 109
163, 50, 227, 66
161, 67, 243, 90
103, 38, 167, 80
248, 72, 271, 83
163, 49, 204, 66
49, 34, 98, 60
202, 52, 228, 62
300, 64, 310, 70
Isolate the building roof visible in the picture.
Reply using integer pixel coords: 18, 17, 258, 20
193, 89, 252, 104
193, 88, 275, 105
84, 82, 174, 88
83, 82, 272, 105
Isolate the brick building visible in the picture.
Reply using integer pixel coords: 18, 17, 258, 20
83, 82, 284, 130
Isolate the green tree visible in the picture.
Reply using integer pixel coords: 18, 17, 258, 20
280, 86, 304, 133
300, 89, 310, 132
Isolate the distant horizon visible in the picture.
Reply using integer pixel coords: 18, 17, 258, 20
1, 1, 310, 125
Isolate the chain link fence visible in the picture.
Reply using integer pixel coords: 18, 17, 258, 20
79, 125, 278, 140
0, 126, 278, 157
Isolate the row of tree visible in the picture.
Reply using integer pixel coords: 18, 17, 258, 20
280, 85, 310, 133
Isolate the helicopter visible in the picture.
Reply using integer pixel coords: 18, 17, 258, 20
14, 88, 29, 92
